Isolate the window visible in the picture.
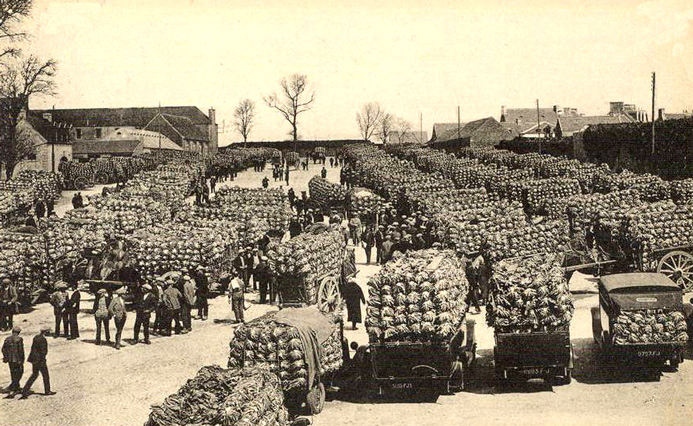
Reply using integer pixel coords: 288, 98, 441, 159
76, 128, 82, 139
95, 128, 102, 138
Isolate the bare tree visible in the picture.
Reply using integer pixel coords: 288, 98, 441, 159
0, 0, 32, 60
0, 55, 57, 179
356, 102, 382, 142
233, 98, 256, 147
378, 112, 393, 144
392, 117, 412, 144
264, 74, 315, 147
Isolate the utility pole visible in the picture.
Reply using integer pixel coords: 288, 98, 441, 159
457, 106, 461, 141
651, 72, 656, 154
536, 99, 542, 154
420, 112, 423, 144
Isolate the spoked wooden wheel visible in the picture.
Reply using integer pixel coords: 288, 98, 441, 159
657, 251, 693, 291
73, 177, 89, 190
95, 171, 110, 185
317, 276, 341, 313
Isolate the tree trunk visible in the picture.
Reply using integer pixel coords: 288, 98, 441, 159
292, 123, 298, 142
5, 161, 15, 180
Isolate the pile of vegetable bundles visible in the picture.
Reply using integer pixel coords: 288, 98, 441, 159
486, 254, 574, 333
145, 365, 289, 426
309, 175, 346, 207
265, 225, 345, 304
365, 249, 469, 343
611, 309, 688, 345
348, 187, 386, 218
228, 309, 343, 391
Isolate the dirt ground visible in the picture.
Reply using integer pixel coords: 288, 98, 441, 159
1, 158, 692, 426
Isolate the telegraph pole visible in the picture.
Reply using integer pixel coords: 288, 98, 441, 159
651, 72, 656, 154
536, 99, 542, 154
457, 106, 461, 140
420, 112, 423, 143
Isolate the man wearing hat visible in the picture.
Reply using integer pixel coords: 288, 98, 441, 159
64, 283, 81, 340
181, 275, 197, 332
227, 273, 245, 324
20, 326, 55, 399
232, 249, 247, 290
108, 287, 127, 349
49, 282, 69, 338
380, 235, 394, 265
134, 285, 157, 344
374, 226, 385, 264
2, 326, 24, 398
93, 289, 111, 345
151, 277, 166, 335
253, 256, 271, 304
162, 279, 184, 336
343, 278, 365, 331
194, 266, 210, 321
0, 277, 18, 331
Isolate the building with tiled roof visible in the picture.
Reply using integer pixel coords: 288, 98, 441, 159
430, 123, 465, 143
103, 128, 183, 152
72, 139, 144, 158
429, 117, 516, 149
31, 105, 218, 154
555, 114, 636, 138
10, 109, 74, 176
144, 113, 210, 154
500, 105, 580, 138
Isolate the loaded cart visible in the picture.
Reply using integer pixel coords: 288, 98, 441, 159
228, 307, 348, 415
494, 327, 573, 384
591, 273, 689, 369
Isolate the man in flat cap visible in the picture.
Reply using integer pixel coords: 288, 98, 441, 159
49, 281, 69, 338
19, 326, 55, 399
134, 284, 156, 344
2, 326, 24, 398
0, 277, 18, 332
108, 287, 127, 350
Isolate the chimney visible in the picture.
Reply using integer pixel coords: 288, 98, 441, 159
500, 106, 506, 122
208, 108, 216, 124
658, 108, 665, 121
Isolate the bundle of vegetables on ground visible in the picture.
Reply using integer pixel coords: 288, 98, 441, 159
0, 170, 62, 202
215, 187, 291, 231
522, 177, 581, 216
0, 230, 60, 292
485, 169, 535, 201
365, 248, 469, 343
308, 176, 346, 207
265, 225, 345, 304
145, 365, 289, 426
228, 309, 343, 391
670, 179, 693, 205
481, 220, 570, 264
630, 179, 671, 202
405, 187, 494, 217
63, 207, 155, 236
431, 200, 527, 254
87, 194, 171, 223
610, 309, 689, 345
486, 254, 574, 333
566, 164, 610, 192
347, 187, 387, 218
593, 170, 663, 194
128, 224, 235, 282
565, 189, 642, 239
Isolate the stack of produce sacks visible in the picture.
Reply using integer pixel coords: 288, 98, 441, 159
432, 200, 526, 254
522, 178, 581, 216
565, 190, 642, 240
611, 309, 688, 345
670, 179, 693, 205
265, 225, 345, 305
481, 220, 570, 264
486, 254, 574, 333
348, 187, 386, 218
128, 223, 237, 282
228, 309, 343, 391
365, 249, 469, 343
145, 365, 289, 426
309, 176, 346, 207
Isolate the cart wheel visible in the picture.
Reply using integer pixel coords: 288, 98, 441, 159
95, 171, 110, 185
657, 251, 693, 291
73, 177, 89, 190
306, 382, 325, 415
317, 276, 342, 313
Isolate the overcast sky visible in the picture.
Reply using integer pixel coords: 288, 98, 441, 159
22, 0, 693, 145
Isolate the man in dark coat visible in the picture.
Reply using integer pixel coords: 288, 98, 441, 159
0, 277, 18, 331
134, 284, 157, 344
194, 267, 209, 320
361, 226, 376, 265
253, 257, 271, 304
321, 166, 327, 179
343, 278, 365, 330
2, 326, 24, 397
65, 285, 81, 340
262, 176, 269, 189
35, 199, 46, 219
20, 327, 55, 398
287, 188, 296, 207
46, 199, 55, 217
75, 192, 84, 208
71, 193, 80, 209
162, 279, 184, 336
289, 218, 302, 238
49, 282, 69, 338
374, 226, 385, 264
284, 167, 290, 186
380, 235, 394, 265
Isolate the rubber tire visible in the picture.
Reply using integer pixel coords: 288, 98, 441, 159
307, 382, 325, 415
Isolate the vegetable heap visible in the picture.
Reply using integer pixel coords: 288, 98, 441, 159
347, 187, 387, 219
265, 225, 345, 304
365, 249, 469, 343
611, 309, 688, 345
308, 176, 346, 207
522, 178, 581, 216
228, 312, 343, 391
565, 189, 642, 239
0, 170, 62, 202
481, 220, 570, 264
145, 365, 288, 426
486, 254, 574, 333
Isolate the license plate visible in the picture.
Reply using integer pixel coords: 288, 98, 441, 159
637, 350, 661, 358
519, 367, 550, 376
391, 382, 413, 390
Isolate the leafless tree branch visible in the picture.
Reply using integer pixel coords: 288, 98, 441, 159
233, 98, 256, 146
263, 73, 315, 142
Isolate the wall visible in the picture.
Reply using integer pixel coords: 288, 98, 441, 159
73, 126, 124, 140
222, 139, 369, 156
14, 144, 72, 175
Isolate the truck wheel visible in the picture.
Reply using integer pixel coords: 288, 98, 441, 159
307, 382, 325, 415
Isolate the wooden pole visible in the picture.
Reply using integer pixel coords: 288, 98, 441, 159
651, 72, 656, 154
457, 106, 461, 140
536, 99, 542, 154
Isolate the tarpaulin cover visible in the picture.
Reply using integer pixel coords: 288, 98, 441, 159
274, 307, 335, 390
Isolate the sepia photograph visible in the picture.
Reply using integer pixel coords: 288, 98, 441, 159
0, 1, 692, 425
